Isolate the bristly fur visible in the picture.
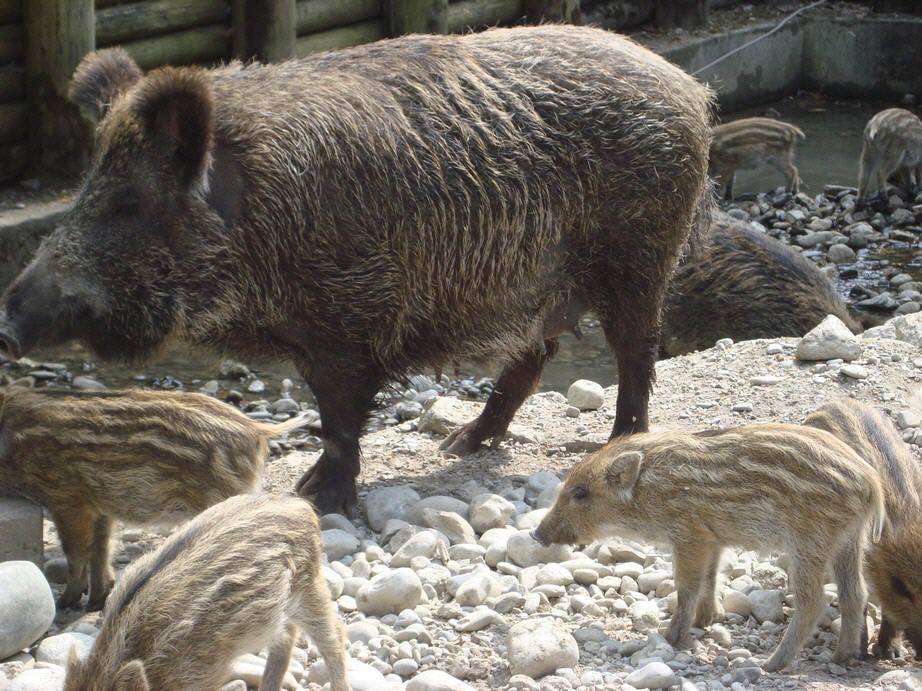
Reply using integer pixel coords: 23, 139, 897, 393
709, 117, 804, 199
69, 48, 142, 120
857, 108, 922, 201
660, 210, 860, 356
537, 423, 885, 671
805, 399, 922, 660
0, 386, 310, 610
64, 494, 349, 691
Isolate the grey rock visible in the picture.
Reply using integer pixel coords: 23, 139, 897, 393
566, 380, 604, 411
507, 618, 579, 678
624, 661, 677, 690
0, 562, 55, 660
365, 486, 420, 532
35, 633, 94, 667
468, 494, 515, 533
506, 531, 572, 568
748, 589, 784, 623
71, 376, 105, 390
320, 529, 360, 561
406, 670, 476, 691
356, 568, 423, 616
795, 315, 862, 361
827, 244, 856, 264
403, 496, 469, 526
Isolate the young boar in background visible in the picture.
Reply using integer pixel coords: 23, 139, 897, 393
661, 211, 862, 357
64, 494, 348, 691
0, 26, 714, 515
0, 387, 309, 610
709, 117, 805, 199
534, 425, 885, 671
804, 398, 922, 659
857, 107, 922, 202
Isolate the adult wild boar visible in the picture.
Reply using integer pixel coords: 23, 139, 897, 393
0, 26, 713, 514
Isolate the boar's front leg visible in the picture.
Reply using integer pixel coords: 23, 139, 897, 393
440, 339, 558, 456
296, 365, 382, 515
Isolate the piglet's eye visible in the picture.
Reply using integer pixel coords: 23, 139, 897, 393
892, 576, 914, 601
572, 486, 590, 501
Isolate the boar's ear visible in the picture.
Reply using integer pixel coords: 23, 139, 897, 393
132, 67, 214, 193
605, 450, 643, 496
69, 48, 142, 121
113, 660, 150, 691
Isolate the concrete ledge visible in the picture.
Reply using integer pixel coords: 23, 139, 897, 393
0, 496, 44, 566
0, 199, 70, 289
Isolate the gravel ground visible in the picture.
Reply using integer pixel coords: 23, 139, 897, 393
10, 323, 922, 691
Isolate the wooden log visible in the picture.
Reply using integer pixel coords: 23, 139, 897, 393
97, 0, 228, 46
446, 0, 522, 33
294, 19, 384, 56
25, 0, 95, 178
121, 24, 229, 70
388, 0, 448, 35
654, 0, 707, 30
523, 0, 580, 24
296, 0, 381, 36
0, 141, 27, 182
0, 0, 20, 24
232, 0, 295, 63
0, 67, 24, 102
0, 100, 26, 144
0, 23, 22, 63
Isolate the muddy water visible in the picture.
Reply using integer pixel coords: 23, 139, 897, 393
17, 98, 918, 395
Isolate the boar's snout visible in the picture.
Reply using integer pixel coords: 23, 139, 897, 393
0, 254, 70, 360
0, 317, 22, 360
532, 514, 578, 546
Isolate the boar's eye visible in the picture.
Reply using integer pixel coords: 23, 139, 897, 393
572, 486, 590, 501
892, 576, 914, 601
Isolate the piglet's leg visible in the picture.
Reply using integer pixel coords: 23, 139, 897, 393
259, 623, 297, 691
764, 553, 825, 672
87, 515, 115, 610
296, 582, 349, 691
52, 505, 96, 609
666, 541, 710, 647
831, 538, 868, 663
872, 614, 904, 659
694, 543, 725, 628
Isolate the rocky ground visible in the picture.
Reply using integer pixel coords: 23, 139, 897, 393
3, 315, 921, 691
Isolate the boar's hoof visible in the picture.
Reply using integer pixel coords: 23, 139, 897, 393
296, 464, 358, 517
871, 638, 904, 660
440, 422, 502, 456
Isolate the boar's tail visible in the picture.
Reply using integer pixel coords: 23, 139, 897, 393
256, 412, 314, 438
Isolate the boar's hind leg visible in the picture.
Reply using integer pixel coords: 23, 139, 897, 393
440, 339, 559, 456
763, 553, 826, 672
51, 505, 97, 608
295, 366, 382, 515
87, 515, 116, 610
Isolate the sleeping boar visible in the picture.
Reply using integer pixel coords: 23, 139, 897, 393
709, 117, 805, 200
804, 398, 922, 659
660, 211, 862, 356
0, 387, 309, 609
63, 493, 348, 691
857, 107, 922, 202
0, 26, 714, 514
534, 425, 885, 671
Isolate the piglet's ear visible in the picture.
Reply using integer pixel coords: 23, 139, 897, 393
113, 660, 150, 691
132, 67, 214, 193
605, 450, 643, 496
69, 48, 142, 121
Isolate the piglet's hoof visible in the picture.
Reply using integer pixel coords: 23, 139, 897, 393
296, 465, 357, 517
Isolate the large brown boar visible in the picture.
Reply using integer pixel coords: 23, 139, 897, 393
533, 425, 885, 672
0, 26, 714, 514
857, 107, 922, 201
660, 211, 861, 356
63, 493, 348, 691
804, 398, 922, 660
709, 117, 804, 200
0, 387, 309, 610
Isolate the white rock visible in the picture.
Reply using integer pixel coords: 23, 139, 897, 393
421, 509, 476, 546
403, 496, 470, 525
226, 660, 298, 690
320, 513, 360, 536
506, 531, 572, 567
309, 657, 386, 691
536, 564, 574, 587
897, 410, 922, 429
390, 530, 449, 567
748, 589, 784, 623
624, 661, 677, 690
321, 529, 360, 561
322, 566, 344, 599
840, 364, 869, 379
406, 669, 477, 691
35, 633, 94, 667
454, 572, 500, 606
827, 244, 856, 264
722, 589, 752, 618
514, 509, 549, 531
393, 658, 419, 677
566, 380, 605, 411
417, 397, 472, 435
613, 562, 644, 579
365, 486, 420, 532
637, 570, 670, 593
0, 562, 56, 660
469, 494, 516, 533
891, 313, 922, 347
507, 618, 579, 678
629, 600, 663, 632
8, 666, 66, 691
795, 315, 862, 361
356, 568, 423, 615
454, 608, 504, 632
346, 621, 379, 644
